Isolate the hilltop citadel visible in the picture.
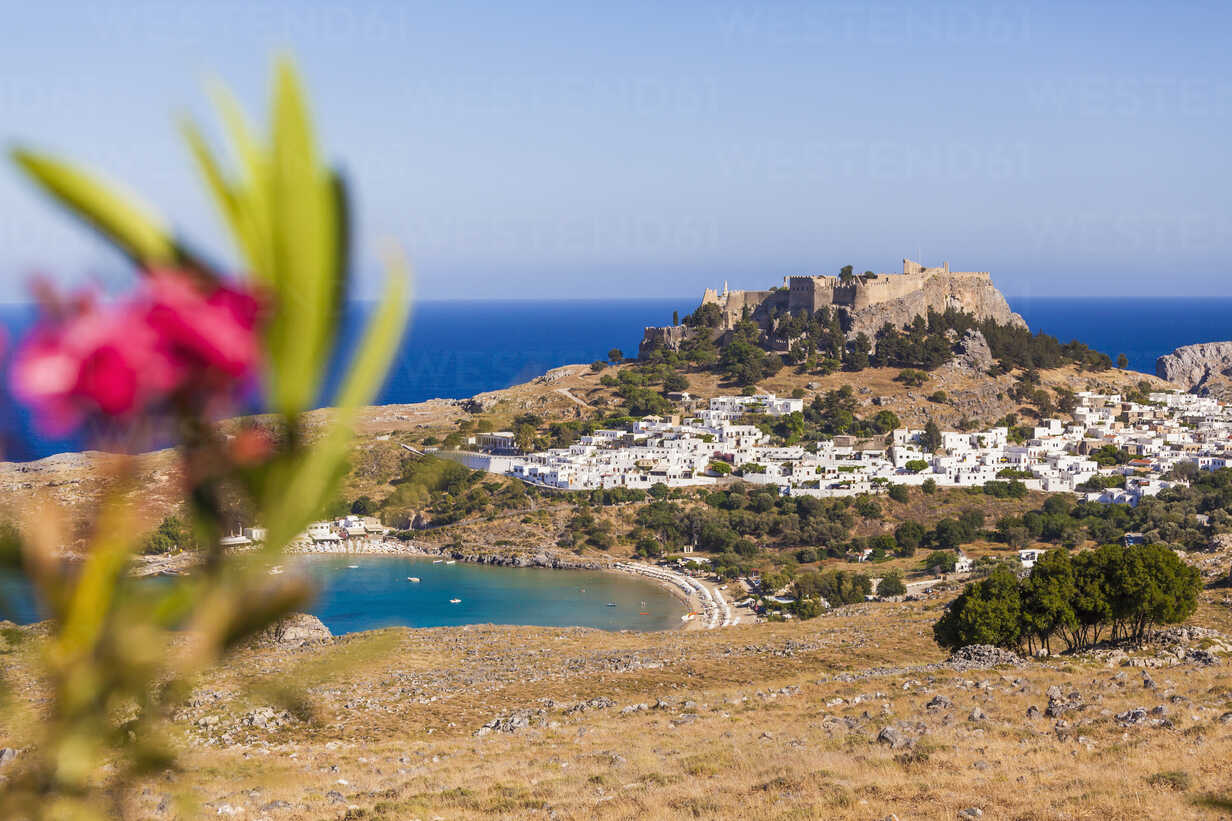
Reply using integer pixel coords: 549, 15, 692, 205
642, 258, 1026, 355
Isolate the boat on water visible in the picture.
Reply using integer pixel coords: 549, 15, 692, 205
606, 602, 616, 607
449, 597, 462, 604
269, 565, 284, 576
347, 565, 359, 569
432, 559, 443, 564
408, 577, 420, 582
445, 560, 457, 565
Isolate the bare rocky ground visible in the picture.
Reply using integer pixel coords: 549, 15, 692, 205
5, 592, 1232, 819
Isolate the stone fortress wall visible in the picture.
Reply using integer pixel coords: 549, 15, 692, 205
640, 257, 1023, 357
703, 259, 994, 329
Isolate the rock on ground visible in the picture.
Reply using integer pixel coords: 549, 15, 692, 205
248, 613, 332, 649
949, 645, 1023, 670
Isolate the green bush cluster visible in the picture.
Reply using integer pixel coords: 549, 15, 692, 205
933, 544, 1200, 653
993, 470, 1232, 551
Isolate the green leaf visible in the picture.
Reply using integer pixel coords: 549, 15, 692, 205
10, 149, 176, 266
206, 80, 275, 279
180, 119, 248, 262
263, 253, 410, 550
267, 58, 339, 417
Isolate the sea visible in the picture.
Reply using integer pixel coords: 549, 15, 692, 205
0, 555, 688, 634
2, 294, 1228, 633
0, 295, 1230, 461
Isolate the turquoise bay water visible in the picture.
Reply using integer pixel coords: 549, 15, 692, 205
0, 556, 687, 634
302, 556, 685, 633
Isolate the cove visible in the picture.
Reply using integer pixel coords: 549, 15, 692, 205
0, 556, 688, 634
301, 556, 686, 633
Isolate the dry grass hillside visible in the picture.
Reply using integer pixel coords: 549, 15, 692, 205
5, 589, 1232, 819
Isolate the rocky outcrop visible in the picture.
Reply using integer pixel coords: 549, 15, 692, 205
844, 273, 1025, 338
638, 324, 690, 358
947, 329, 994, 374
1157, 342, 1232, 398
948, 644, 1023, 670
248, 613, 332, 649
639, 266, 1026, 359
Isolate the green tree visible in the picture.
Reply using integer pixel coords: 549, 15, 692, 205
662, 371, 690, 393
933, 565, 1023, 650
887, 484, 909, 503
921, 419, 943, 453
608, 348, 624, 363
1019, 549, 1077, 654
514, 422, 538, 453
1116, 352, 1129, 369
894, 521, 926, 554
924, 549, 958, 573
878, 571, 907, 598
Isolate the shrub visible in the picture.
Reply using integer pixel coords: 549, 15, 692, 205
923, 550, 958, 573
933, 565, 1023, 650
1146, 771, 1191, 791
895, 521, 926, 553
878, 572, 907, 597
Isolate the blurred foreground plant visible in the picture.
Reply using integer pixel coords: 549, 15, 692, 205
0, 60, 408, 819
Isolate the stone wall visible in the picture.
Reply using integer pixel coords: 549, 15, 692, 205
639, 258, 1026, 357
638, 324, 690, 358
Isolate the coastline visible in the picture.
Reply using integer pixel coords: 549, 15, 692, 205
132, 537, 732, 632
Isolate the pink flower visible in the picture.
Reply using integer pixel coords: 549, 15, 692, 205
9, 273, 261, 434
144, 272, 261, 380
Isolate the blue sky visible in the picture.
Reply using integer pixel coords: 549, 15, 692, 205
0, 0, 1228, 300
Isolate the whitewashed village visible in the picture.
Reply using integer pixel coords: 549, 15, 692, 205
208, 387, 1229, 627
452, 390, 1227, 509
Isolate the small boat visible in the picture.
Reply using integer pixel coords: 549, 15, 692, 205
606, 602, 617, 607
347, 565, 359, 569
449, 597, 462, 604
269, 565, 284, 576
432, 559, 444, 564
408, 577, 420, 583
445, 560, 457, 565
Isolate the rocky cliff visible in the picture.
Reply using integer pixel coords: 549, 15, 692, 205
843, 272, 1025, 338
640, 266, 1026, 357
1157, 342, 1232, 399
